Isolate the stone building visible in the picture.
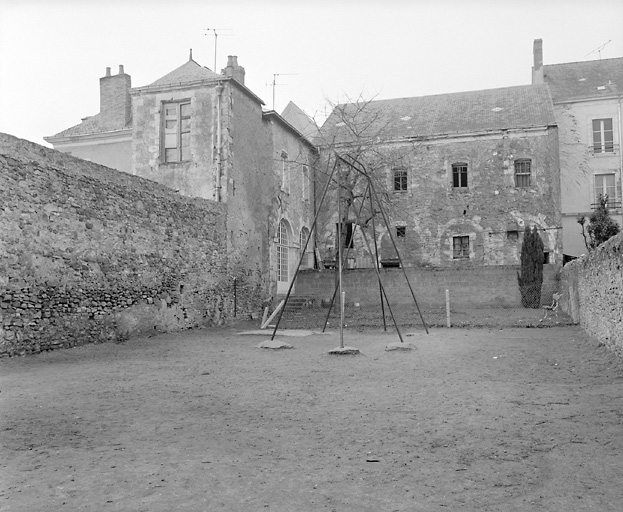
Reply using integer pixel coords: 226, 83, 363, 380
316, 85, 562, 268
532, 39, 623, 258
45, 55, 318, 297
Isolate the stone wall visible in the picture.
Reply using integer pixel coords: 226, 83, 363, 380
294, 265, 560, 309
316, 127, 561, 268
560, 233, 623, 356
0, 133, 263, 357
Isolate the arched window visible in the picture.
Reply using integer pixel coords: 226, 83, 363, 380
277, 220, 289, 283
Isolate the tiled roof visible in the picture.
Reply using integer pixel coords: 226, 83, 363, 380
542, 57, 623, 102
46, 114, 131, 139
281, 101, 320, 141
319, 84, 556, 145
148, 59, 221, 87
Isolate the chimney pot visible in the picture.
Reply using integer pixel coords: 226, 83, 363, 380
106, 67, 111, 77
119, 64, 124, 74
532, 39, 544, 84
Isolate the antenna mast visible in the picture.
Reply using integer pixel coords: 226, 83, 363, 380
269, 73, 298, 111
585, 40, 611, 59
204, 28, 233, 71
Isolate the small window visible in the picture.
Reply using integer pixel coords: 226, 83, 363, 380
514, 159, 531, 187
281, 151, 289, 193
507, 230, 519, 242
162, 101, 191, 163
396, 226, 406, 238
393, 169, 408, 191
302, 164, 309, 201
453, 236, 470, 259
543, 252, 550, 264
592, 119, 614, 153
452, 163, 468, 188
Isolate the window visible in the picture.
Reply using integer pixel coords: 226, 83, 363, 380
280, 150, 289, 193
452, 163, 468, 188
162, 101, 191, 163
336, 222, 354, 249
277, 220, 289, 282
393, 169, 408, 191
453, 236, 470, 259
396, 226, 406, 238
594, 173, 619, 209
302, 164, 309, 201
592, 119, 614, 153
514, 159, 532, 187
299, 227, 310, 251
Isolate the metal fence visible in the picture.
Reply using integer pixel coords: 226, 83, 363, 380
268, 281, 570, 331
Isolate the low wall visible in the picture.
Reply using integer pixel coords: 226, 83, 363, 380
294, 265, 560, 308
560, 233, 623, 357
0, 134, 263, 357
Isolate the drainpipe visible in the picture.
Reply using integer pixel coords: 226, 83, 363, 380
618, 95, 622, 212
215, 83, 224, 202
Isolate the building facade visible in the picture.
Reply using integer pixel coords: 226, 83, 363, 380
317, 85, 562, 269
532, 39, 623, 258
45, 55, 317, 298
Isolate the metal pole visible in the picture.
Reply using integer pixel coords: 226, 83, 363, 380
337, 164, 344, 348
336, 154, 429, 334
270, 159, 339, 340
367, 179, 429, 334
369, 185, 387, 331
446, 289, 451, 327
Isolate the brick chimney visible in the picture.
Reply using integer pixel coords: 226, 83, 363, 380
222, 55, 245, 85
99, 65, 132, 130
532, 39, 544, 84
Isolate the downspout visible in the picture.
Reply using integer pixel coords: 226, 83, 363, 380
215, 83, 224, 202
618, 95, 622, 212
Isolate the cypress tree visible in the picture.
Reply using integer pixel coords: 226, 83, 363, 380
517, 225, 544, 308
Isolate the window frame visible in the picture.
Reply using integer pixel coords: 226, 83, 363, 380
593, 173, 619, 209
514, 159, 532, 188
452, 163, 468, 188
302, 164, 309, 201
161, 100, 191, 163
452, 235, 470, 259
393, 169, 408, 192
280, 150, 290, 193
592, 118, 614, 154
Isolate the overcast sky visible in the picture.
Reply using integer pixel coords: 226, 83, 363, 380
1, 0, 622, 147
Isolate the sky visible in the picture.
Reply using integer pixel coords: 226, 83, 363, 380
1, 0, 622, 147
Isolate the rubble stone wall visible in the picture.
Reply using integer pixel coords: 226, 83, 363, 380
295, 265, 560, 308
560, 233, 623, 357
0, 133, 257, 357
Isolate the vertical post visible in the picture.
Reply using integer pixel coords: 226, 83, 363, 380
337, 164, 344, 348
233, 277, 237, 317
446, 289, 451, 328
369, 187, 387, 331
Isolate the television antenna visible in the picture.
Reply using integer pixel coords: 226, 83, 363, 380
204, 28, 233, 72
268, 73, 298, 111
585, 40, 611, 59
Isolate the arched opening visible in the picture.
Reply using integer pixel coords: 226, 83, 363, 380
277, 219, 290, 294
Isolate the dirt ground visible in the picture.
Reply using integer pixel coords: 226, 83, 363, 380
1, 323, 623, 512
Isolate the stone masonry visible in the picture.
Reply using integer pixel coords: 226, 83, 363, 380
0, 133, 265, 357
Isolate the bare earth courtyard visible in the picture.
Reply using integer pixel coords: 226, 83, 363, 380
1, 324, 622, 511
